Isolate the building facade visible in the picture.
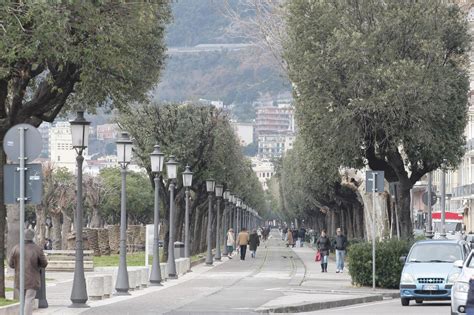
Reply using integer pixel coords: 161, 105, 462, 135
251, 157, 275, 191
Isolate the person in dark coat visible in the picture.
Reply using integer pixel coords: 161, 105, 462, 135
249, 229, 260, 258
298, 227, 306, 247
316, 229, 331, 272
334, 227, 348, 273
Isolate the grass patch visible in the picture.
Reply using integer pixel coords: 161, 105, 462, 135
0, 298, 17, 307
5, 288, 12, 292
94, 252, 156, 267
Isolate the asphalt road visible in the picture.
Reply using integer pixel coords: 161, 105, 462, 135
82, 234, 298, 315
303, 299, 450, 315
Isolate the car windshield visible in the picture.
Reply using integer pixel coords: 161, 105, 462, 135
407, 243, 462, 263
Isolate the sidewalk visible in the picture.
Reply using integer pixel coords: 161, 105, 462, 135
256, 242, 399, 313
30, 259, 226, 314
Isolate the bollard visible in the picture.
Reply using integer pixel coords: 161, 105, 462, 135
35, 267, 48, 308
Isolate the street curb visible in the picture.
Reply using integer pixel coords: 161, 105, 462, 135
256, 294, 383, 313
190, 257, 206, 268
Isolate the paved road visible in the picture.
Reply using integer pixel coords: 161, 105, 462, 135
303, 299, 450, 315
83, 234, 298, 315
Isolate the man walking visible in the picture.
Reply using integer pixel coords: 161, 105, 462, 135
298, 226, 306, 247
9, 229, 48, 315
237, 227, 250, 260
334, 228, 348, 273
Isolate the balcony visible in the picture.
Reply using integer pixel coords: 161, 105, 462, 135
452, 183, 474, 198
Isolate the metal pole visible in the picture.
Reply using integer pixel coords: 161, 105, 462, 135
167, 181, 177, 278
233, 205, 237, 250
372, 172, 376, 291
205, 193, 213, 265
71, 152, 88, 305
149, 175, 162, 285
222, 201, 228, 256
440, 168, 446, 238
426, 173, 433, 238
19, 127, 25, 315
215, 197, 221, 261
184, 187, 190, 259
115, 166, 129, 294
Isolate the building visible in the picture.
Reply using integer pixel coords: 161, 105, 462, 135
96, 123, 119, 141
38, 122, 51, 158
49, 121, 90, 174
255, 103, 295, 158
251, 157, 275, 191
232, 122, 254, 146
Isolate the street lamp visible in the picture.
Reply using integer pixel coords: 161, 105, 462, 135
115, 132, 133, 295
214, 184, 224, 261
242, 203, 247, 229
222, 190, 230, 256
205, 179, 215, 265
166, 156, 179, 278
70, 110, 90, 306
236, 197, 242, 234
182, 166, 193, 260
149, 145, 165, 285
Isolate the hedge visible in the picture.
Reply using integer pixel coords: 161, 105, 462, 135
347, 239, 412, 289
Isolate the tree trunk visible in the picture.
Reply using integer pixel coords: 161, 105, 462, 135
0, 149, 6, 298
6, 204, 19, 257
398, 183, 413, 239
35, 205, 46, 246
51, 214, 62, 250
90, 207, 101, 229
61, 213, 71, 250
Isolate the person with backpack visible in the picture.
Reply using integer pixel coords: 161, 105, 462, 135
249, 229, 260, 258
316, 229, 331, 272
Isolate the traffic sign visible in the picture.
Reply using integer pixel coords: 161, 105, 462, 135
366, 170, 385, 193
422, 191, 437, 206
4, 164, 43, 204
3, 124, 42, 161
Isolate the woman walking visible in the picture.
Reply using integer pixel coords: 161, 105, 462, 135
249, 229, 260, 258
287, 228, 294, 247
316, 229, 331, 272
226, 228, 235, 259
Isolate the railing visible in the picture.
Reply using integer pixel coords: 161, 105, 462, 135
452, 183, 474, 197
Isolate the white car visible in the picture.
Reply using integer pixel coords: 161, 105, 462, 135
451, 250, 474, 314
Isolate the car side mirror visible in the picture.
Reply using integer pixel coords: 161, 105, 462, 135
454, 260, 464, 268
399, 256, 406, 264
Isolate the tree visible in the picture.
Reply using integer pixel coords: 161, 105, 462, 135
284, 0, 470, 238
117, 102, 266, 260
0, 1, 170, 296
98, 168, 154, 225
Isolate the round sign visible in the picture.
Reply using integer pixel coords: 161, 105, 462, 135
422, 191, 437, 206
3, 124, 42, 161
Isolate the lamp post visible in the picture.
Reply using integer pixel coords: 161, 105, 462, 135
70, 110, 90, 306
166, 156, 179, 279
149, 145, 165, 285
182, 166, 193, 259
440, 162, 447, 239
205, 179, 215, 265
214, 184, 224, 261
222, 190, 230, 256
242, 204, 247, 229
115, 132, 133, 294
236, 198, 242, 233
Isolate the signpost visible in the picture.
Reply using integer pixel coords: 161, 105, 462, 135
3, 124, 42, 315
366, 170, 384, 291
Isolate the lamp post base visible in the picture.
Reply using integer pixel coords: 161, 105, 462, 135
149, 280, 163, 286
167, 274, 178, 279
215, 257, 221, 261
114, 291, 131, 296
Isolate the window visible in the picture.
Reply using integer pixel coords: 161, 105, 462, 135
57, 156, 61, 162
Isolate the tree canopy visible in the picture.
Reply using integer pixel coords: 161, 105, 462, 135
283, 0, 470, 237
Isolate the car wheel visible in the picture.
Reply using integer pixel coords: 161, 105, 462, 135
415, 299, 422, 304
401, 298, 410, 306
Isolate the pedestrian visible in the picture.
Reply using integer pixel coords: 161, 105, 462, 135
237, 227, 250, 260
9, 229, 48, 315
226, 228, 235, 259
292, 229, 298, 248
257, 227, 262, 241
249, 229, 260, 258
316, 229, 330, 272
287, 228, 294, 247
334, 227, 348, 273
298, 226, 306, 247
282, 226, 288, 241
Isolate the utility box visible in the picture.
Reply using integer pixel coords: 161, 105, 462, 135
174, 242, 185, 259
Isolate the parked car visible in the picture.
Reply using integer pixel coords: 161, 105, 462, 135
451, 249, 474, 314
399, 239, 470, 306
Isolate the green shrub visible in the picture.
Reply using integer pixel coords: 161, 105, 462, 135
347, 239, 412, 289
